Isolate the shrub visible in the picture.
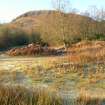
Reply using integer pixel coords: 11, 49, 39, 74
0, 26, 43, 50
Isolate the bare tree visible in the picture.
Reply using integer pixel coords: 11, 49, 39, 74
89, 7, 105, 36
80, 11, 92, 40
98, 8, 105, 35
52, 0, 71, 49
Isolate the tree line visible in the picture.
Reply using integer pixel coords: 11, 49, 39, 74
50, 0, 105, 48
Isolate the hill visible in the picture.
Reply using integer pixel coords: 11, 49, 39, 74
12, 10, 92, 30
0, 10, 105, 50
11, 10, 102, 45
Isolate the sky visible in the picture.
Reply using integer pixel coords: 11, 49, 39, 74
0, 0, 105, 22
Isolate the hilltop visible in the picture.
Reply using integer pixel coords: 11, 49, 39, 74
11, 10, 93, 29
11, 10, 95, 37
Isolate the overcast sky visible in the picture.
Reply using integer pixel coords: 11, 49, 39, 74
0, 0, 105, 22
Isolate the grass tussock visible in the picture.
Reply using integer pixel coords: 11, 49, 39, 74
0, 84, 62, 105
76, 89, 105, 105
0, 85, 104, 105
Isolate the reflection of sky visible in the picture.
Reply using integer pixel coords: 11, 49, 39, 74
0, 0, 105, 22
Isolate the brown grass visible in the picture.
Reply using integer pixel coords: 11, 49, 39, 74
0, 84, 104, 105
0, 84, 62, 105
68, 41, 105, 63
77, 89, 105, 105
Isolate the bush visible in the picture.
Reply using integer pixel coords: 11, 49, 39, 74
0, 26, 43, 50
0, 26, 29, 50
85, 33, 105, 41
29, 32, 42, 44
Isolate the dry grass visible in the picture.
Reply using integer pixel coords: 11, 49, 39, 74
0, 84, 62, 105
0, 84, 104, 105
68, 41, 105, 63
76, 89, 105, 105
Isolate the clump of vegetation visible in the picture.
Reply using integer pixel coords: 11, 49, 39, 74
76, 89, 105, 105
0, 25, 43, 50
0, 84, 62, 105
0, 84, 104, 105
